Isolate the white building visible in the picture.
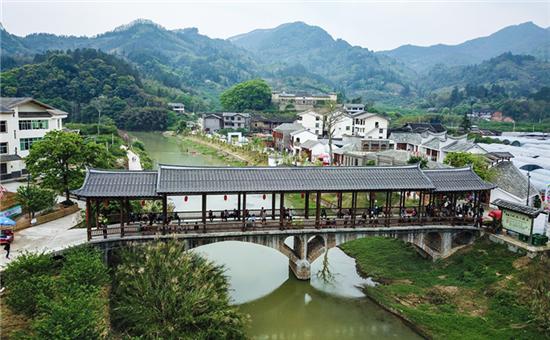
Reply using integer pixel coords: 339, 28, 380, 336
296, 110, 388, 140
0, 98, 68, 180
290, 129, 318, 155
168, 102, 185, 114
343, 103, 365, 114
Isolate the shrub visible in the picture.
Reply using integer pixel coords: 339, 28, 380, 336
111, 241, 248, 339
60, 246, 109, 289
32, 288, 107, 340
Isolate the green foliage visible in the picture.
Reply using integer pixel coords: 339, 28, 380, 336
220, 79, 272, 111
25, 130, 112, 202
522, 256, 550, 334
16, 185, 57, 218
459, 112, 471, 132
407, 155, 428, 169
117, 107, 173, 131
443, 152, 495, 181
341, 237, 544, 339
111, 241, 248, 339
3, 253, 57, 317
2, 247, 109, 338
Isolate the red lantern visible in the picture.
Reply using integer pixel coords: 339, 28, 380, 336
103, 199, 109, 208
301, 192, 305, 199
184, 196, 188, 202
262, 194, 266, 200
224, 195, 228, 201
140, 200, 145, 207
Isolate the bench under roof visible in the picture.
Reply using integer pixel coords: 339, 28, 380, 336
72, 165, 495, 198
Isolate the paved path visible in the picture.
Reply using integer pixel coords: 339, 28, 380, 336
127, 149, 142, 170
0, 211, 86, 269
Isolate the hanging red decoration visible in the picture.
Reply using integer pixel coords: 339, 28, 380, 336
140, 200, 145, 207
184, 196, 188, 202
224, 195, 228, 201
262, 194, 266, 200
103, 199, 109, 208
301, 192, 305, 199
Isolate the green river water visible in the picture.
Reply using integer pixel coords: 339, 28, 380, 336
130, 132, 421, 339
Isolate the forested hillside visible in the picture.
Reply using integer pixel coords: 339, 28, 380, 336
0, 49, 176, 131
1, 19, 548, 123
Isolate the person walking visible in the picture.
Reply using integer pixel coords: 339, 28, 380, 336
260, 207, 266, 226
4, 242, 10, 259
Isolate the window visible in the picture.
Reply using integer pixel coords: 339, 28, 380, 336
0, 163, 7, 175
20, 137, 41, 151
315, 123, 320, 128
19, 120, 32, 130
375, 122, 379, 128
379, 128, 384, 133
315, 116, 320, 121
0, 142, 7, 154
32, 120, 48, 129
346, 126, 350, 131
0, 121, 6, 133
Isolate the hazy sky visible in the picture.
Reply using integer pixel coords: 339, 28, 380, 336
1, 0, 549, 51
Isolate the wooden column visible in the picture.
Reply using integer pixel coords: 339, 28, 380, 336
271, 193, 276, 220
201, 194, 207, 232
417, 192, 423, 225
337, 192, 343, 211
279, 192, 285, 227
242, 193, 247, 229
237, 194, 241, 220
304, 192, 310, 219
162, 194, 168, 225
315, 191, 321, 228
385, 191, 391, 226
351, 191, 357, 227
120, 198, 125, 237
86, 198, 92, 241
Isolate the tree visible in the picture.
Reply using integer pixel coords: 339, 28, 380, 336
319, 102, 346, 165
16, 185, 57, 218
460, 112, 472, 133
220, 79, 271, 111
407, 155, 428, 169
111, 241, 248, 338
443, 152, 495, 181
25, 130, 112, 204
90, 95, 109, 136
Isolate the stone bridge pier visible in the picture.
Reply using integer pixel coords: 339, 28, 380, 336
91, 227, 478, 281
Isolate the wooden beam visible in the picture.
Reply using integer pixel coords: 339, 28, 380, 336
279, 192, 285, 228
237, 193, 241, 220
86, 198, 91, 241
315, 191, 321, 228
120, 198, 125, 237
242, 193, 247, 229
271, 193, 276, 220
202, 194, 207, 232
304, 192, 310, 219
351, 191, 357, 226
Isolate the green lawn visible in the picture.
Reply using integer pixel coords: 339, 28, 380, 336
340, 237, 548, 339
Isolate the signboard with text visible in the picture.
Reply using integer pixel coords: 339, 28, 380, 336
0, 205, 22, 218
501, 209, 532, 236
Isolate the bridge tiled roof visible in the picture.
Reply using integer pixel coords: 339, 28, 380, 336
156, 165, 434, 194
423, 167, 496, 192
72, 169, 159, 198
72, 165, 494, 198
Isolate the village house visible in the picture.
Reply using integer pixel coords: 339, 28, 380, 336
199, 112, 251, 133
290, 129, 318, 155
0, 97, 68, 180
296, 110, 389, 139
167, 102, 185, 114
250, 116, 294, 134
343, 103, 365, 114
272, 122, 305, 152
271, 91, 337, 111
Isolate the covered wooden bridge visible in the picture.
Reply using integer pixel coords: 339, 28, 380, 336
73, 164, 495, 241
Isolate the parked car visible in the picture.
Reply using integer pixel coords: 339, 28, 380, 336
0, 229, 14, 244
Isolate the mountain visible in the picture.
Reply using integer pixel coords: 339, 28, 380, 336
421, 53, 550, 95
380, 22, 550, 72
229, 22, 416, 103
1, 20, 260, 107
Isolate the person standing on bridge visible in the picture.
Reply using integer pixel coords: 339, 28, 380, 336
208, 210, 214, 222
260, 207, 266, 226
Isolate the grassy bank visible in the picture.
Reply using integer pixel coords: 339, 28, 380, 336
185, 133, 268, 166
340, 237, 549, 339
176, 135, 248, 166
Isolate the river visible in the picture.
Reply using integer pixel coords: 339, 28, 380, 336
130, 132, 421, 339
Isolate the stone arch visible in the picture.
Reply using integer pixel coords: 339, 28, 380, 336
306, 235, 326, 263
424, 232, 443, 253
451, 231, 474, 248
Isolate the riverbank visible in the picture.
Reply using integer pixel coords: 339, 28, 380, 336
340, 237, 549, 339
181, 133, 268, 166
